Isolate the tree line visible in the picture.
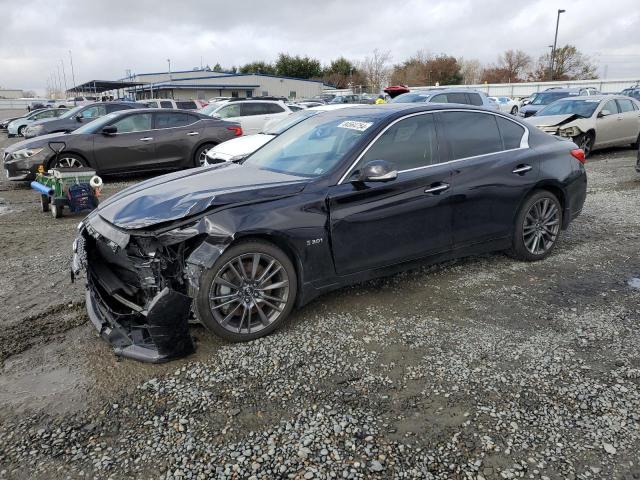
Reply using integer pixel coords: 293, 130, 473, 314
208, 45, 598, 92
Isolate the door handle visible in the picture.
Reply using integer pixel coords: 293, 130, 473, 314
512, 164, 532, 174
139, 137, 153, 142
424, 182, 450, 194
186, 131, 199, 136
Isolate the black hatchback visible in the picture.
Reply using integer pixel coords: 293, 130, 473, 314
73, 104, 587, 362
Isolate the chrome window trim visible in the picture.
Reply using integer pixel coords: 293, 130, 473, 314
337, 109, 530, 185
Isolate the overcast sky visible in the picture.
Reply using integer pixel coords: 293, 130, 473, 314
1, 0, 638, 93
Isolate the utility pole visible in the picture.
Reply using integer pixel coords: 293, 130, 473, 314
549, 9, 566, 81
69, 50, 77, 97
60, 59, 68, 98
167, 58, 172, 81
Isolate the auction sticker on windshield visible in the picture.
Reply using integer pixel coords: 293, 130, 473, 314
337, 120, 373, 131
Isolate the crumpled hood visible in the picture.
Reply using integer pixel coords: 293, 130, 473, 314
97, 162, 309, 229
525, 114, 579, 127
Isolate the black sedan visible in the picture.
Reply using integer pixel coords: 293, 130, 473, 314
23, 101, 141, 138
3, 109, 242, 180
72, 104, 587, 362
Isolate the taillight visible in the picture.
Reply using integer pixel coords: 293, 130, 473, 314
570, 148, 586, 164
227, 126, 243, 137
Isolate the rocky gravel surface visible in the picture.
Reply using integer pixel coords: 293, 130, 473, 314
0, 120, 639, 479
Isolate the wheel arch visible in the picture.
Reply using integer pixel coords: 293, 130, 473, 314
518, 181, 569, 229
191, 140, 220, 163
46, 150, 93, 169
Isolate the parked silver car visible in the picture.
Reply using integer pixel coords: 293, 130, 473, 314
7, 107, 68, 137
525, 95, 640, 156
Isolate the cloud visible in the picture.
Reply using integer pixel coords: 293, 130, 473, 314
0, 0, 638, 93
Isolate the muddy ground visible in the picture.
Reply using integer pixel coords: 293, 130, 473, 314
0, 109, 639, 479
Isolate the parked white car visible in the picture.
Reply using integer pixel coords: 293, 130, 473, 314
525, 95, 640, 157
208, 99, 294, 135
205, 104, 355, 164
7, 107, 69, 136
140, 99, 208, 110
489, 96, 520, 115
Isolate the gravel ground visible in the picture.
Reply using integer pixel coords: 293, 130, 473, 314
0, 110, 639, 479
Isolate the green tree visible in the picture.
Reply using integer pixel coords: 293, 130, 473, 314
275, 53, 322, 79
212, 63, 224, 72
529, 45, 598, 81
323, 57, 359, 88
239, 61, 276, 75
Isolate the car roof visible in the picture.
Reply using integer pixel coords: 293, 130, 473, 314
303, 103, 505, 121
553, 94, 622, 102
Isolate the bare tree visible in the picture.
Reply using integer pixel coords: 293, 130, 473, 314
499, 49, 532, 82
458, 58, 482, 84
529, 45, 598, 81
21, 90, 37, 98
359, 49, 392, 92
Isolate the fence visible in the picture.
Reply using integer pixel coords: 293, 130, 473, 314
409, 78, 639, 98
0, 98, 50, 110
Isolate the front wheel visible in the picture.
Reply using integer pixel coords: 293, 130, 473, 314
509, 191, 562, 261
17, 125, 26, 136
196, 241, 297, 342
49, 154, 87, 169
510, 106, 518, 115
574, 132, 594, 158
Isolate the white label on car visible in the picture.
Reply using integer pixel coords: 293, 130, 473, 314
337, 120, 373, 131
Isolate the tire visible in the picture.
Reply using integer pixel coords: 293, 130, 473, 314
631, 133, 640, 149
49, 153, 87, 169
196, 240, 297, 342
194, 143, 216, 167
51, 203, 63, 219
17, 125, 26, 137
509, 190, 562, 262
40, 195, 50, 213
510, 106, 518, 115
574, 132, 595, 158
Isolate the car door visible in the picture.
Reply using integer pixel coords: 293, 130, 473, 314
240, 102, 271, 135
328, 112, 453, 275
438, 110, 538, 247
616, 98, 640, 143
92, 112, 155, 173
595, 99, 622, 146
152, 112, 204, 167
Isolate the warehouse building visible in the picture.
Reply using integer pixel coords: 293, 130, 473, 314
120, 69, 325, 101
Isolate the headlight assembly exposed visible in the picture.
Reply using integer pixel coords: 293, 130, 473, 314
559, 126, 582, 137
11, 147, 44, 159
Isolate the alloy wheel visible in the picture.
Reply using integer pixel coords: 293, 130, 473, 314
54, 157, 83, 168
208, 253, 290, 335
198, 147, 211, 166
579, 134, 593, 157
523, 198, 560, 255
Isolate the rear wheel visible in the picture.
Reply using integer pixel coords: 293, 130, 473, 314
194, 143, 216, 167
510, 106, 518, 115
17, 125, 26, 136
509, 191, 562, 261
196, 241, 297, 342
631, 133, 640, 149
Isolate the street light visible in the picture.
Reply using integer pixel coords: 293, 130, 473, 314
549, 9, 566, 81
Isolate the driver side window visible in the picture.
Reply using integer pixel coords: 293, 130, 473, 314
356, 114, 439, 172
602, 100, 619, 115
80, 105, 106, 119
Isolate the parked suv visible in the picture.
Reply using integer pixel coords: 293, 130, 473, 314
208, 99, 293, 135
23, 102, 141, 138
390, 88, 498, 110
519, 87, 600, 118
141, 99, 208, 110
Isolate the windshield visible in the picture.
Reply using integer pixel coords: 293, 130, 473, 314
262, 109, 320, 135
389, 92, 432, 103
537, 99, 601, 118
58, 105, 85, 119
244, 113, 379, 177
72, 112, 120, 134
530, 92, 573, 106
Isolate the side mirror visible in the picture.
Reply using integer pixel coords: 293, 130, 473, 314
75, 114, 83, 122
354, 160, 397, 183
598, 109, 611, 118
101, 125, 117, 135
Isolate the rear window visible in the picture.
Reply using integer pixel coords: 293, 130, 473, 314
160, 101, 173, 108
241, 103, 270, 116
265, 103, 285, 114
441, 111, 503, 159
467, 93, 484, 106
155, 112, 197, 128
496, 117, 525, 149
175, 101, 197, 109
617, 99, 635, 113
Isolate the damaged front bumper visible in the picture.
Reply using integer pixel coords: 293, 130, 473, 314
72, 214, 196, 363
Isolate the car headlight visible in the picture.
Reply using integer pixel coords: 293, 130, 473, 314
11, 147, 44, 159
558, 126, 581, 137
